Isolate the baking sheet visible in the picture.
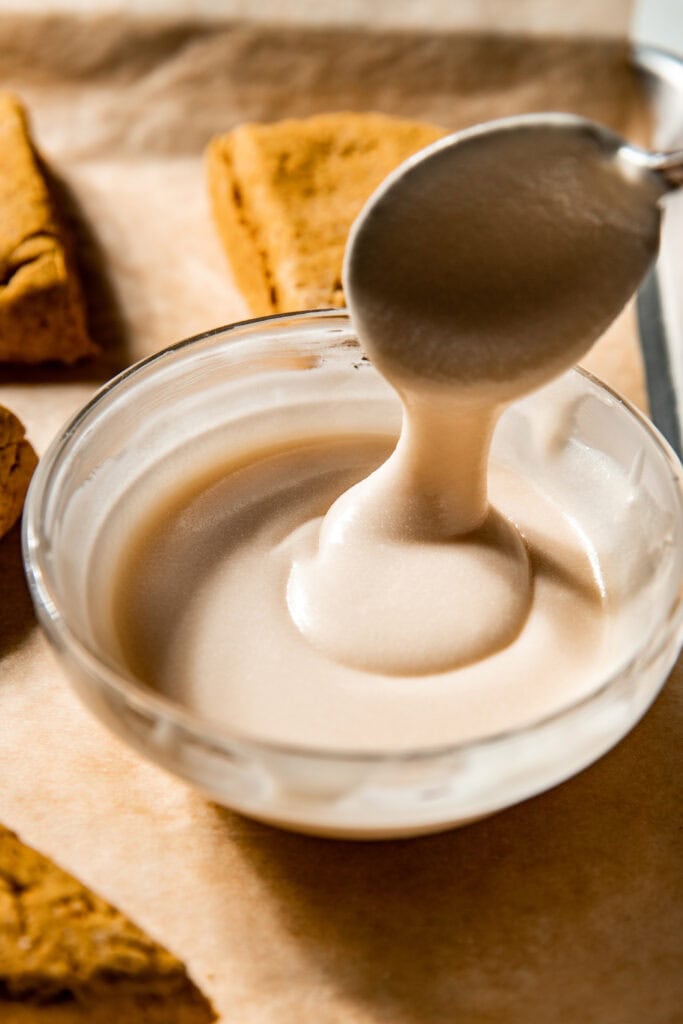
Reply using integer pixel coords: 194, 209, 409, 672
0, 13, 681, 1023
635, 47, 683, 457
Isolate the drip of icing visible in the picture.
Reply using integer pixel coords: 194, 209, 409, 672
286, 119, 663, 675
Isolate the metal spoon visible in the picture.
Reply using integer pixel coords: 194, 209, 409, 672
343, 112, 681, 401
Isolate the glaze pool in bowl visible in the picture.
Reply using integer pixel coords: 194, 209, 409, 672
23, 311, 683, 838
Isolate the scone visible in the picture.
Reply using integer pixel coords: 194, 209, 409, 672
206, 111, 445, 315
0, 404, 37, 539
0, 826, 216, 1023
0, 94, 96, 364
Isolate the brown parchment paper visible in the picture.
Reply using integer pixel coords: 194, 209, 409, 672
0, 14, 681, 1023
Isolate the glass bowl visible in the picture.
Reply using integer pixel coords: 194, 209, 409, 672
23, 311, 683, 839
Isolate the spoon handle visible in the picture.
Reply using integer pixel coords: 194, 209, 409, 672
649, 150, 683, 188
621, 144, 683, 189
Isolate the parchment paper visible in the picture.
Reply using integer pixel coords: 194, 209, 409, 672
0, 14, 681, 1023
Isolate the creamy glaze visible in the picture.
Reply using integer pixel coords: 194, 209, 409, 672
113, 433, 616, 750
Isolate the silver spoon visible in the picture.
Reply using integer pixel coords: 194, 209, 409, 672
343, 112, 681, 402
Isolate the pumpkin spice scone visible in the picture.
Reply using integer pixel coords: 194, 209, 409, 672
0, 94, 96, 364
0, 826, 216, 1023
206, 111, 445, 315
0, 404, 37, 540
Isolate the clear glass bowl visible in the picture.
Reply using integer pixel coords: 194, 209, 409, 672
23, 311, 683, 838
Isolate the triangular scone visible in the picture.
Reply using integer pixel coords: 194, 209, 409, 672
0, 827, 216, 1023
0, 405, 37, 539
206, 112, 445, 316
0, 94, 97, 364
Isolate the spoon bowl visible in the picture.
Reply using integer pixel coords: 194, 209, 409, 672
344, 112, 678, 401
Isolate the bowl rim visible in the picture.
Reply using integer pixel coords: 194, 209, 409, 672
22, 308, 683, 764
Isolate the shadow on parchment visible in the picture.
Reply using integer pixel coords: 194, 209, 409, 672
0, 163, 131, 387
218, 666, 683, 1024
0, 522, 35, 658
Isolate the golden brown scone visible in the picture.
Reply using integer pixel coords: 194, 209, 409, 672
0, 404, 37, 539
207, 111, 445, 316
0, 94, 96, 364
0, 826, 216, 1023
